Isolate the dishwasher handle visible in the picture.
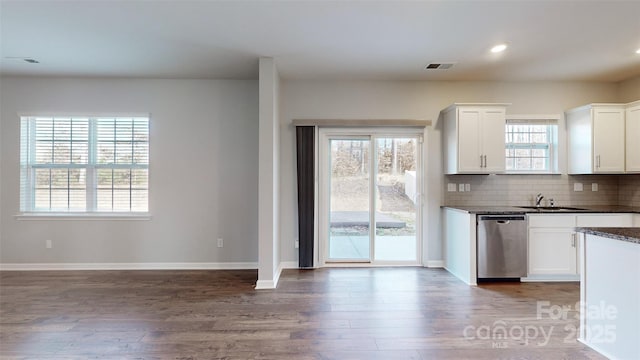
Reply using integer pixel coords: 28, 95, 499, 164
478, 215, 526, 222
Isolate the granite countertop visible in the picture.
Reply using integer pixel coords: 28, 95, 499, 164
441, 205, 640, 215
576, 227, 640, 245
441, 206, 528, 214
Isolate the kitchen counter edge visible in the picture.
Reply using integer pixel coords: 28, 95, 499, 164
576, 227, 640, 245
441, 205, 640, 215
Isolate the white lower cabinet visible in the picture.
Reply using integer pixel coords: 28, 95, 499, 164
442, 208, 477, 285
527, 215, 579, 280
580, 232, 640, 360
529, 228, 578, 276
526, 213, 634, 281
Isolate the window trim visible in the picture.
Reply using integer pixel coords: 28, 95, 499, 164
504, 114, 560, 175
15, 213, 152, 221
18, 113, 151, 215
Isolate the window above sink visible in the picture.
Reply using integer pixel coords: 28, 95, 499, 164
505, 115, 560, 174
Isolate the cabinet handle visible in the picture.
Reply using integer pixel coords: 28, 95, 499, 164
596, 155, 600, 168
484, 155, 487, 168
480, 155, 484, 168
571, 233, 576, 248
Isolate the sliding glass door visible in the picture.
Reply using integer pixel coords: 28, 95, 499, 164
373, 137, 418, 261
321, 131, 422, 265
328, 138, 371, 261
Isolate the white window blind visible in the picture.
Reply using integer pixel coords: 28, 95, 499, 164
20, 116, 149, 213
505, 118, 558, 173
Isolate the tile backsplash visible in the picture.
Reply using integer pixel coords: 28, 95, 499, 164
443, 174, 636, 207
618, 175, 640, 207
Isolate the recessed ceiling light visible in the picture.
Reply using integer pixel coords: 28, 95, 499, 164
636, 48, 640, 54
491, 44, 508, 53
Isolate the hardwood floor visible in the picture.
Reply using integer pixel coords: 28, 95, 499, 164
0, 268, 605, 359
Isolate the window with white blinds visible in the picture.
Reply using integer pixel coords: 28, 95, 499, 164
505, 118, 558, 173
20, 116, 149, 213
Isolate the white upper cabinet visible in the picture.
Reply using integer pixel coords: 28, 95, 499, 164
626, 101, 640, 173
481, 109, 508, 172
592, 106, 625, 173
443, 103, 509, 174
566, 103, 626, 174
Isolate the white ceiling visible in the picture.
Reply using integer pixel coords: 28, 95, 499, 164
1, 1, 640, 82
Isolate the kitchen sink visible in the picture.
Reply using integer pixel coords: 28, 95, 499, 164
516, 206, 587, 211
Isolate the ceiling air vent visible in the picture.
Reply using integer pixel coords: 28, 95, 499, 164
425, 63, 455, 70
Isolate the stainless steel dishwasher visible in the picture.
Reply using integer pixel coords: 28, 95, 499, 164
477, 215, 527, 279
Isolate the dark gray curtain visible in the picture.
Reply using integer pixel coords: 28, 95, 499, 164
296, 126, 315, 268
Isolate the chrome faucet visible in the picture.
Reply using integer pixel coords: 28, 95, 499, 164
535, 193, 544, 207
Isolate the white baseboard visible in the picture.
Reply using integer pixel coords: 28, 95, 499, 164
254, 261, 299, 290
520, 275, 580, 282
0, 262, 258, 271
255, 264, 282, 290
254, 279, 276, 289
426, 260, 444, 268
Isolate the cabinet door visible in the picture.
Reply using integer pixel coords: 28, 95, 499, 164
457, 108, 482, 172
626, 104, 640, 172
528, 228, 577, 275
482, 108, 506, 173
592, 107, 625, 173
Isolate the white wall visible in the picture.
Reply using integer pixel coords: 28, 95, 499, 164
257, 58, 282, 288
278, 80, 619, 264
618, 75, 640, 103
0, 77, 259, 266
1, 76, 629, 268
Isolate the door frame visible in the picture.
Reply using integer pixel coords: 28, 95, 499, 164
317, 127, 425, 267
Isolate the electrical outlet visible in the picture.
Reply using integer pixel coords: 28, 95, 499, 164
592, 183, 598, 192
465, 184, 471, 192
45, 239, 52, 249
294, 240, 299, 249
217, 238, 223, 248
447, 183, 457, 192
574, 183, 583, 192
458, 184, 465, 192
